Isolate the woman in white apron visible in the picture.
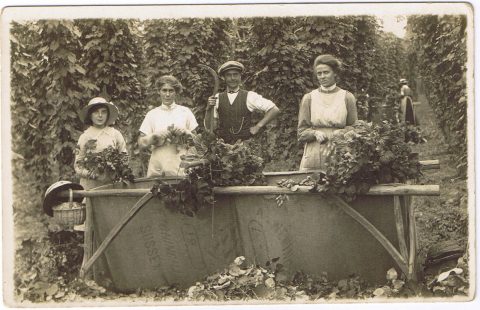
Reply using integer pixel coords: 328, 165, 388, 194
138, 75, 198, 177
398, 79, 418, 125
297, 54, 358, 171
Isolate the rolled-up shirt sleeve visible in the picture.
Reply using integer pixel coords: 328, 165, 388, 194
246, 91, 276, 112
297, 93, 317, 143
213, 91, 276, 117
139, 112, 152, 135
185, 108, 199, 132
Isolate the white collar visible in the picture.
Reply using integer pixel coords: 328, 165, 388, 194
90, 125, 109, 131
160, 103, 177, 110
88, 126, 114, 136
320, 84, 337, 92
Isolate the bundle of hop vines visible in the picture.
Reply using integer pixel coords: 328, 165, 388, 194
321, 120, 422, 200
151, 176, 212, 217
151, 132, 266, 216
164, 124, 194, 147
150, 124, 195, 153
79, 140, 134, 183
192, 132, 266, 186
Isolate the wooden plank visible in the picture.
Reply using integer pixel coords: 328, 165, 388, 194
419, 160, 440, 170
323, 194, 408, 276
263, 170, 324, 176
65, 184, 439, 199
393, 196, 409, 262
79, 193, 154, 277
80, 198, 94, 279
216, 184, 440, 196
406, 197, 418, 281
365, 184, 439, 196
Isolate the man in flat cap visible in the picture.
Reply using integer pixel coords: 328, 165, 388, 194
205, 60, 280, 144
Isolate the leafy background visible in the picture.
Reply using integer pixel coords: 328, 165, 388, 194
11, 16, 418, 189
405, 15, 468, 175
9, 15, 469, 302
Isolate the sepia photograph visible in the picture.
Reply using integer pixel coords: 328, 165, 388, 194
1, 1, 476, 308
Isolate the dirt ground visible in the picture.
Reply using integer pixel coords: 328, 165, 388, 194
409, 93, 469, 253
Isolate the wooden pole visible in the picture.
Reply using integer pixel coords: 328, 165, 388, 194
62, 184, 439, 199
214, 184, 440, 196
262, 160, 439, 176
418, 160, 440, 170
393, 196, 409, 262
407, 196, 418, 281
80, 198, 94, 279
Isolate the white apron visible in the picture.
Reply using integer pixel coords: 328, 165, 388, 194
300, 89, 348, 171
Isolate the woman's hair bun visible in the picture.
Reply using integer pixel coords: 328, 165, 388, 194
314, 54, 342, 72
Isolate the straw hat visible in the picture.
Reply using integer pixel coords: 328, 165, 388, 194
79, 97, 119, 125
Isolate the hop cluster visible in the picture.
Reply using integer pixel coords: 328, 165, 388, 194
80, 142, 134, 183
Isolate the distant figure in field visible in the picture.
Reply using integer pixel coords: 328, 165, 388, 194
398, 78, 418, 125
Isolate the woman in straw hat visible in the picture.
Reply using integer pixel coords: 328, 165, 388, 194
74, 97, 127, 189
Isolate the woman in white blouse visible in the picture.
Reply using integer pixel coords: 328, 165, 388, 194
138, 75, 198, 177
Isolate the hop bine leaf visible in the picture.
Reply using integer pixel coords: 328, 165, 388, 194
79, 146, 134, 183
323, 121, 422, 200
151, 133, 266, 216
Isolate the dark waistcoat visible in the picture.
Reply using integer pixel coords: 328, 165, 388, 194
217, 90, 252, 144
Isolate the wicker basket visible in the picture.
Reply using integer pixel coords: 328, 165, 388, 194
52, 188, 86, 226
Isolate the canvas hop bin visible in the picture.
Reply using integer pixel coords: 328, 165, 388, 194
67, 168, 439, 293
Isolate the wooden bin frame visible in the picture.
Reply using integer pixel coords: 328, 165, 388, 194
63, 160, 439, 282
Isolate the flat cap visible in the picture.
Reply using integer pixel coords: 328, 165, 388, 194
218, 61, 244, 76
